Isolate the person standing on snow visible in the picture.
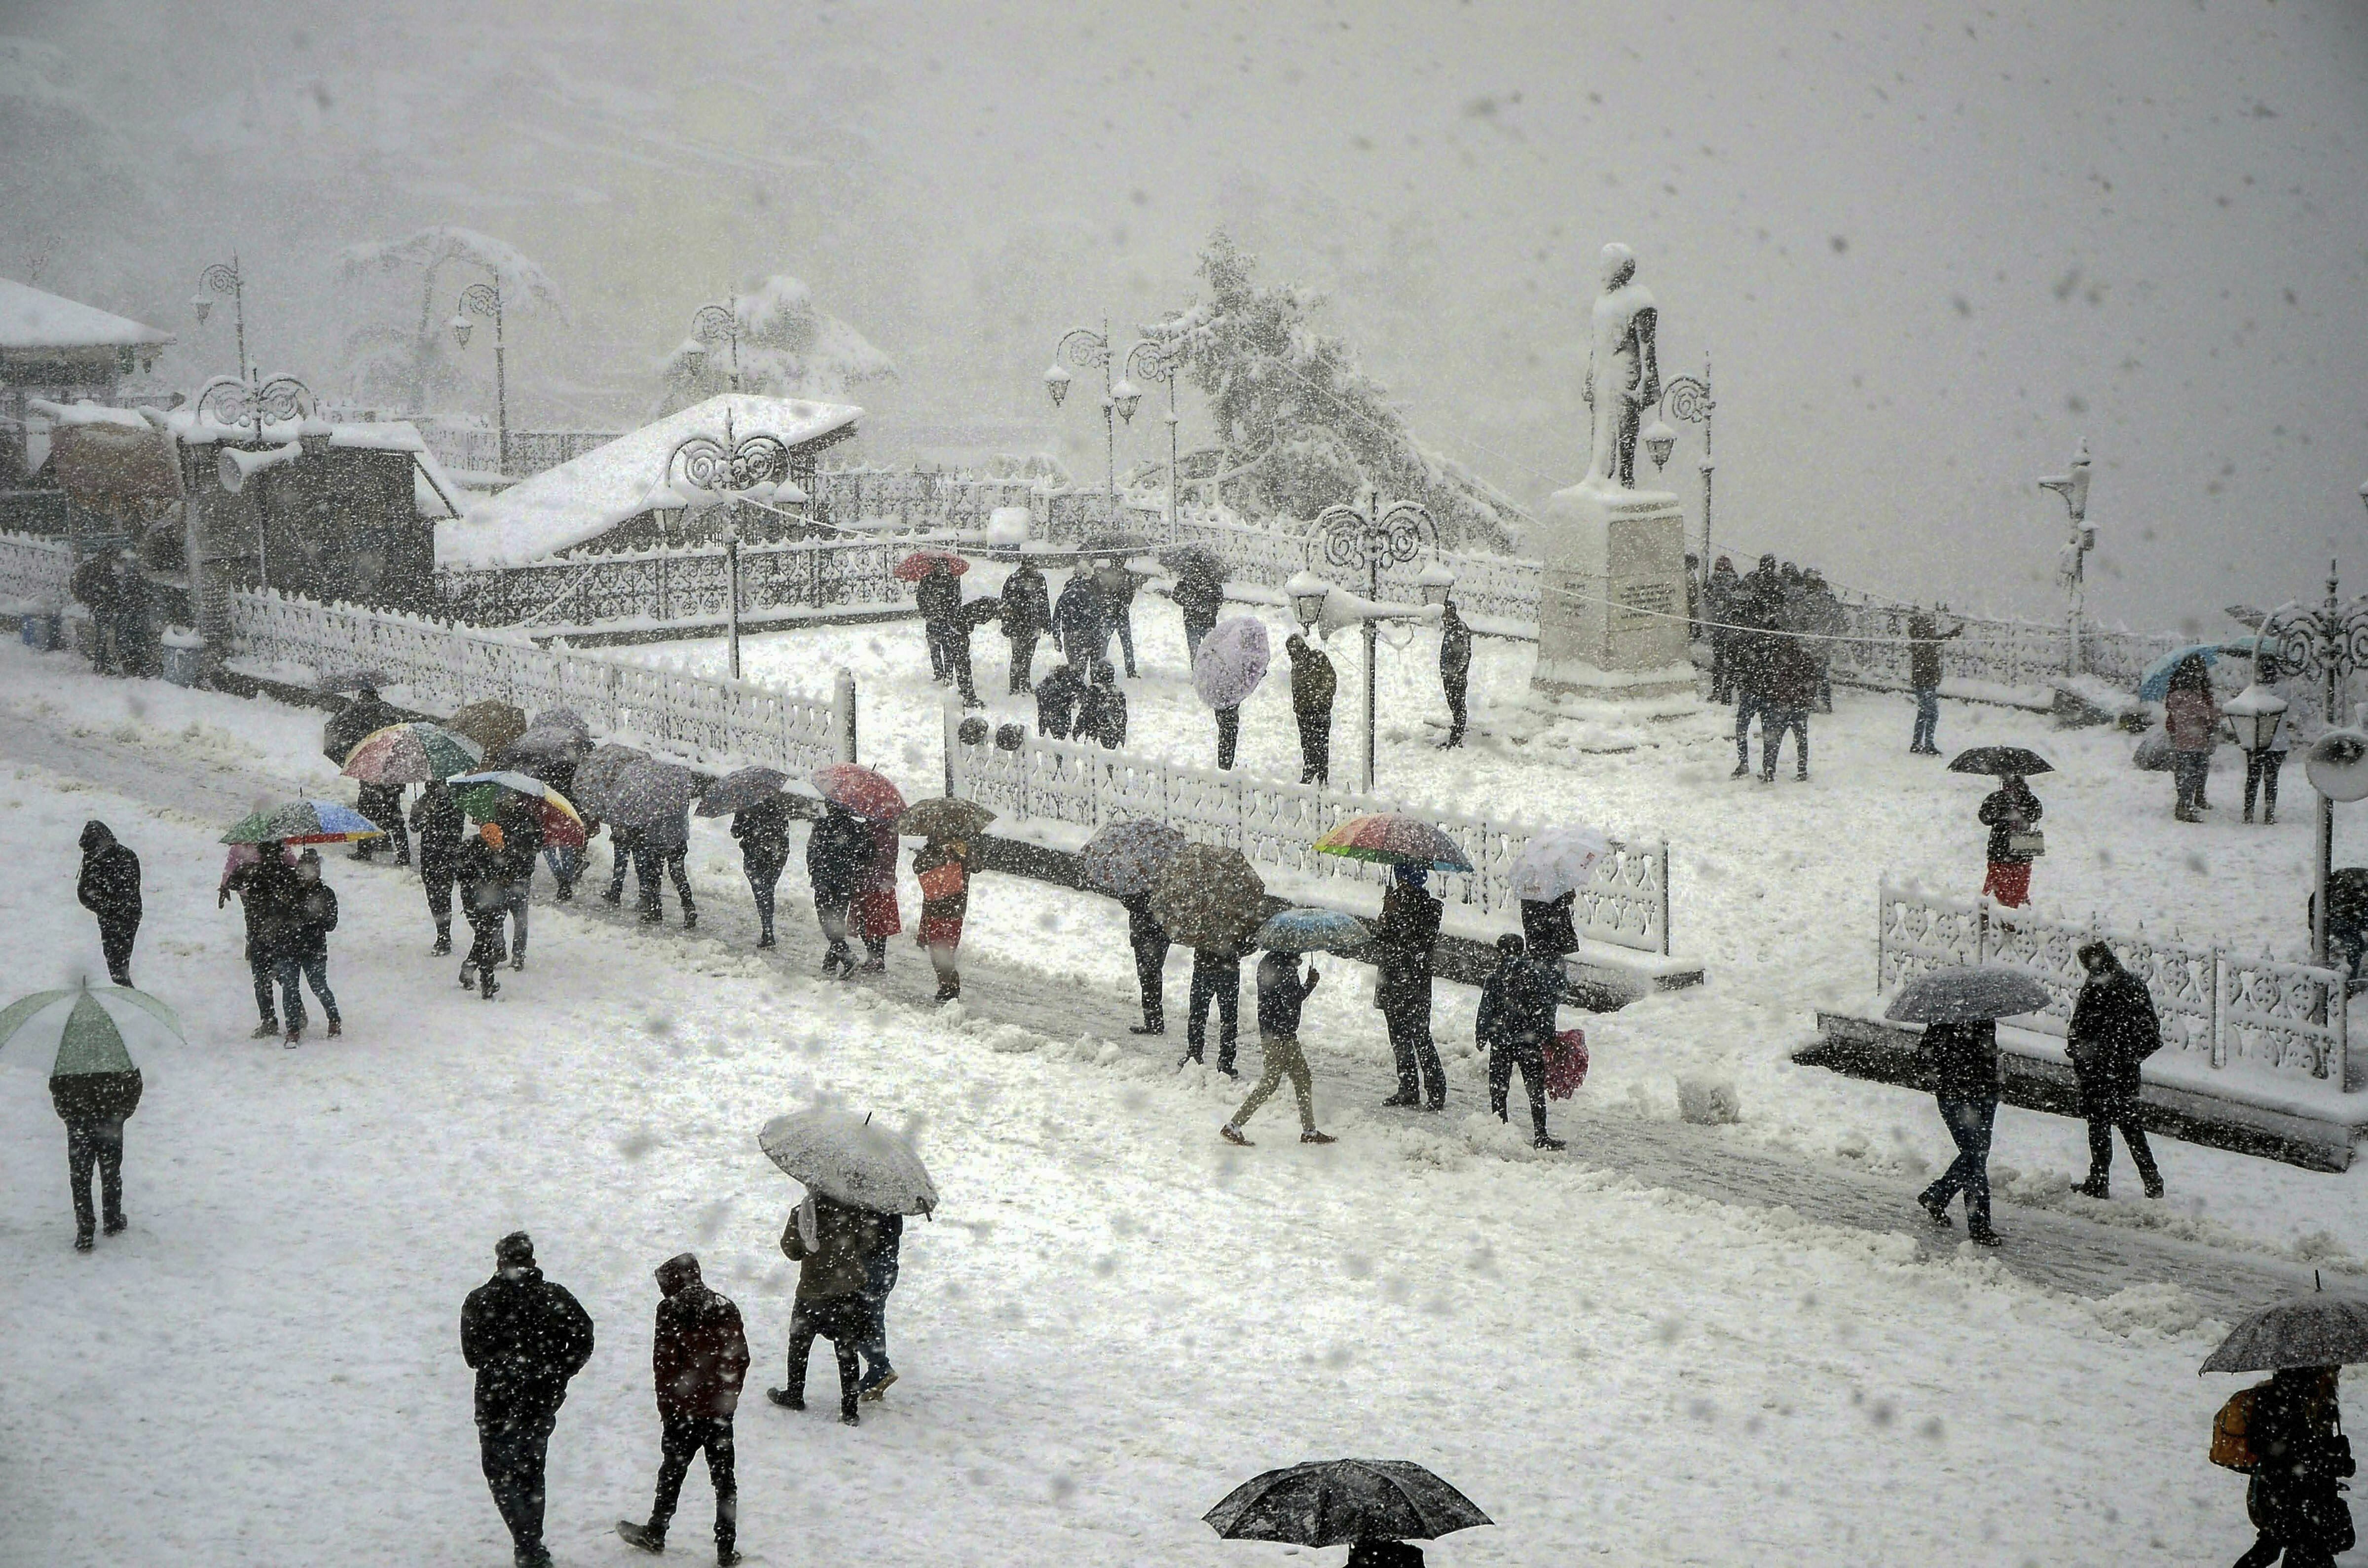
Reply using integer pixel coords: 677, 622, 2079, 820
1727, 559, 1780, 778
616, 1252, 748, 1565
806, 803, 871, 977
2230, 1366, 2355, 1568
731, 792, 795, 950
1905, 608, 1964, 755
1760, 622, 1818, 782
1801, 568, 1843, 712
76, 820, 141, 986
1034, 659, 1085, 740
1170, 555, 1226, 661
1476, 933, 1566, 1150
411, 780, 466, 955
1439, 598, 1474, 749
915, 556, 963, 686
1977, 772, 2043, 911
1077, 662, 1128, 749
851, 819, 901, 973
2245, 653, 2311, 825
495, 791, 546, 967
1053, 568, 1111, 678
460, 1231, 595, 1568
2066, 941, 2165, 1200
636, 801, 697, 929
1220, 948, 1335, 1146
456, 823, 512, 1000
999, 554, 1053, 694
911, 833, 971, 1002
1121, 890, 1171, 1036
604, 821, 645, 908
1094, 556, 1141, 678
768, 1191, 885, 1426
1703, 555, 1739, 703
1286, 633, 1336, 785
2165, 653, 2222, 823
1376, 865, 1446, 1110
282, 850, 343, 1045
854, 1212, 904, 1404
1182, 935, 1246, 1076
222, 841, 302, 1039
1915, 1017, 2004, 1246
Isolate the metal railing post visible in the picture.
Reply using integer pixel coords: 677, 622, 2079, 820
835, 668, 857, 764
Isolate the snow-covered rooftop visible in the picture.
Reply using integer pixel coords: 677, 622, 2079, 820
0, 278, 175, 351
436, 393, 861, 568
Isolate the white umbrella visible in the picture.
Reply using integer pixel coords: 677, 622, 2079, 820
0, 982, 183, 1074
1509, 826, 1615, 902
758, 1108, 938, 1215
1193, 616, 1271, 709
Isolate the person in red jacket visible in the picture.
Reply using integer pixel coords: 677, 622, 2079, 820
618, 1252, 749, 1563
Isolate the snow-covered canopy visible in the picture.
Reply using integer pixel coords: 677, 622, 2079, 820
436, 393, 861, 568
0, 277, 174, 351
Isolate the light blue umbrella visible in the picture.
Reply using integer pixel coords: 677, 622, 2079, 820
2137, 644, 2227, 702
1254, 907, 1373, 954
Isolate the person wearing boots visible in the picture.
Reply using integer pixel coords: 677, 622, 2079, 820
2066, 941, 2165, 1200
1915, 1017, 2004, 1246
222, 841, 301, 1039
1476, 933, 1566, 1150
1439, 598, 1473, 749
283, 850, 343, 1045
768, 1191, 885, 1425
1121, 890, 1170, 1036
411, 780, 466, 955
635, 802, 697, 928
617, 1253, 748, 1565
1182, 938, 1245, 1075
999, 554, 1052, 693
460, 1232, 594, 1568
456, 823, 512, 1000
805, 803, 871, 976
75, 820, 142, 986
912, 834, 971, 1002
731, 792, 795, 950
1285, 633, 1336, 785
1375, 865, 1446, 1109
51, 1009, 142, 1252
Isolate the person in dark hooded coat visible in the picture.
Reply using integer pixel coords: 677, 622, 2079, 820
410, 779, 467, 954
999, 556, 1053, 693
1121, 890, 1170, 1035
76, 820, 142, 985
805, 803, 872, 976
731, 794, 795, 949
455, 824, 511, 1000
617, 1252, 748, 1563
1077, 662, 1127, 749
1034, 659, 1085, 740
51, 1025, 142, 1252
1476, 933, 1566, 1149
1375, 866, 1446, 1109
326, 685, 410, 864
2233, 1366, 2356, 1568
460, 1231, 594, 1568
222, 843, 303, 1037
2066, 940, 2164, 1199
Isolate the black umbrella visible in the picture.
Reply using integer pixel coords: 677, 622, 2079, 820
322, 693, 406, 766
1948, 746, 2054, 777
1159, 543, 1224, 579
1204, 1460, 1492, 1548
2201, 1291, 2368, 1374
1883, 964, 2054, 1023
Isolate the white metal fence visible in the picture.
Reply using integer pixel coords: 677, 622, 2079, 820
949, 714, 1670, 953
227, 590, 857, 777
0, 529, 73, 609
1876, 881, 2352, 1092
1826, 598, 2195, 694
418, 427, 621, 479
435, 537, 911, 628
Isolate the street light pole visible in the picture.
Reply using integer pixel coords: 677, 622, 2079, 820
193, 258, 248, 383
691, 296, 743, 393
2039, 438, 2096, 677
452, 281, 507, 475
1313, 487, 1439, 794
2259, 513, 2368, 969
1124, 337, 1184, 543
194, 372, 316, 589
657, 420, 792, 683
1046, 323, 1120, 531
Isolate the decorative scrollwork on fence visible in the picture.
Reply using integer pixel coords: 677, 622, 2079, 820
193, 373, 315, 432
1661, 375, 1712, 426
670, 433, 791, 498
2260, 592, 2368, 710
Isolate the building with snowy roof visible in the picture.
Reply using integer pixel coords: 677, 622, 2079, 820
0, 278, 175, 482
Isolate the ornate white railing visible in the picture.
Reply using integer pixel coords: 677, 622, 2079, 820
949, 716, 1670, 954
435, 536, 911, 628
0, 529, 74, 609
1165, 514, 1543, 627
1826, 599, 2195, 694
226, 589, 856, 776
1876, 881, 2351, 1091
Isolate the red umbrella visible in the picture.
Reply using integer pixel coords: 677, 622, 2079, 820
893, 550, 970, 582
812, 763, 908, 822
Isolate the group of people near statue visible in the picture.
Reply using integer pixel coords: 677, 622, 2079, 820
1702, 552, 1845, 781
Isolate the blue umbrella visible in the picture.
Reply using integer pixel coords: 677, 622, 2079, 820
2137, 644, 2226, 703
1254, 907, 1373, 954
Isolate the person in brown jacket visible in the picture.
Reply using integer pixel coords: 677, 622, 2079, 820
1285, 634, 1336, 785
767, 1192, 884, 1425
619, 1253, 748, 1562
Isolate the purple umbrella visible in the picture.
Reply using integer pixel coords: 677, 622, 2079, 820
1193, 616, 1271, 709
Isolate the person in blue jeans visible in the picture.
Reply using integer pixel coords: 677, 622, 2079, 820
283, 850, 343, 1046
1906, 609, 1962, 755
1917, 1017, 2003, 1245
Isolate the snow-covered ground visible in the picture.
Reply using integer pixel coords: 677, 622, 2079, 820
2, 631, 2364, 1566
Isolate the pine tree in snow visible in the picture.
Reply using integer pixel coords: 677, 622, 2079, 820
652, 275, 896, 414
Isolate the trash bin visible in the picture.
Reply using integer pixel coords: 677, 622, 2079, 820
160, 639, 205, 688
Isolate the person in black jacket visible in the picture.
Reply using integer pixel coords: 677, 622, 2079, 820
1077, 663, 1127, 749
52, 1041, 142, 1252
494, 792, 546, 969
1476, 933, 1565, 1149
456, 825, 511, 1000
1035, 660, 1084, 740
76, 820, 141, 986
1171, 557, 1225, 661
1376, 866, 1446, 1109
617, 1252, 748, 1563
460, 1231, 595, 1568
2066, 941, 2164, 1199
855, 1212, 904, 1403
1000, 557, 1053, 693
915, 557, 962, 686
2234, 1366, 2356, 1568
1120, 891, 1170, 1036
223, 843, 302, 1038
411, 781, 466, 955
327, 685, 409, 864
732, 794, 795, 949
1439, 599, 1474, 749
1221, 949, 1334, 1145
1518, 890, 1579, 960
1915, 1017, 2003, 1245
283, 850, 342, 1045
805, 804, 872, 976
1183, 938, 1245, 1075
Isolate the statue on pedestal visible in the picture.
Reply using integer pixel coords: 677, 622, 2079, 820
1580, 243, 1661, 491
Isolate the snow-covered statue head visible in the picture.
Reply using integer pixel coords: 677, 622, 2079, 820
1582, 242, 1662, 490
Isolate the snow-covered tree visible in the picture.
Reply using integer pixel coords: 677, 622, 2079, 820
1146, 231, 1526, 551
335, 227, 567, 415
653, 275, 896, 413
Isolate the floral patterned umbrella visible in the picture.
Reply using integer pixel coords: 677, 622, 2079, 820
448, 770, 589, 850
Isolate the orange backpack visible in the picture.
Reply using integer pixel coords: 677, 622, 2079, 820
2211, 1384, 2264, 1472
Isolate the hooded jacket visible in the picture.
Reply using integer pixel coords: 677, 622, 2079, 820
1288, 640, 1337, 718
1477, 950, 1562, 1051
805, 807, 873, 902
2067, 944, 2162, 1093
460, 1263, 595, 1425
77, 821, 141, 925
652, 1255, 750, 1421
999, 562, 1052, 639
781, 1194, 885, 1302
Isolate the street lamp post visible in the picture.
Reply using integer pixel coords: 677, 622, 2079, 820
2262, 510, 2368, 969
195, 370, 316, 589
1311, 488, 1440, 794
656, 420, 793, 681
450, 281, 508, 476
1045, 321, 1120, 531
192, 258, 248, 381
1123, 337, 1184, 544
690, 296, 744, 393
2038, 438, 2096, 677
1643, 356, 1714, 596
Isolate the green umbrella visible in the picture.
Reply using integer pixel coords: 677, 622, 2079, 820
0, 982, 181, 1079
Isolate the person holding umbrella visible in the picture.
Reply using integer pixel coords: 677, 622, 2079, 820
222, 839, 303, 1039
732, 793, 794, 951
1476, 933, 1566, 1150
2165, 652, 2223, 822
2203, 1294, 2368, 1567
911, 831, 972, 1002
807, 803, 872, 976
634, 795, 698, 929
1149, 842, 1268, 1074
768, 1189, 885, 1426
456, 823, 512, 1000
2067, 941, 2165, 1200
411, 780, 467, 955
1203, 1459, 1492, 1567
76, 820, 141, 986
1, 983, 169, 1251
1888, 965, 2051, 1247
1221, 909, 1359, 1146
1376, 865, 1446, 1110
1196, 617, 1270, 772
1124, 891, 1171, 1034
1953, 748, 2052, 911
853, 821, 900, 974
1080, 818, 1187, 1036
325, 682, 410, 866
616, 1252, 748, 1564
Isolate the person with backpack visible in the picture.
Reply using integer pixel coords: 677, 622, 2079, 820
1914, 1017, 2004, 1246
616, 1252, 748, 1565
1077, 662, 1127, 749
2221, 1366, 2355, 1568
1219, 948, 1335, 1147
2067, 941, 2165, 1200
1476, 933, 1566, 1150
76, 820, 142, 986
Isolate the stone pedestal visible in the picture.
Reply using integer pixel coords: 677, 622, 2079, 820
1529, 480, 1696, 700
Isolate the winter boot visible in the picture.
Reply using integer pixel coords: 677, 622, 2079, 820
480, 973, 500, 1000
615, 1520, 665, 1554
284, 1026, 301, 1049
683, 908, 697, 930
553, 881, 573, 904
2073, 1174, 2109, 1199
1729, 763, 1750, 779
757, 931, 776, 949
1220, 1124, 1251, 1146
1967, 1223, 2004, 1247
860, 1368, 898, 1402
1918, 1194, 1954, 1229
74, 1227, 94, 1253
1534, 1134, 1567, 1151
459, 963, 478, 990
432, 929, 452, 956
326, 1019, 342, 1039
934, 979, 960, 1003
1300, 1130, 1336, 1145
766, 1386, 804, 1410
102, 1209, 126, 1235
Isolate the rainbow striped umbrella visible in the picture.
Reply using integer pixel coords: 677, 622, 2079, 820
449, 770, 589, 850
1312, 812, 1473, 872
339, 722, 484, 785
221, 800, 386, 845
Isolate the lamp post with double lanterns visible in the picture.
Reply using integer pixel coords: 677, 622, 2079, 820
651, 421, 799, 680
2261, 499, 2368, 971
449, 281, 508, 476
1641, 357, 1713, 596
1121, 335, 1184, 541
195, 370, 317, 589
1044, 321, 1127, 531
191, 258, 249, 382
1292, 488, 1443, 794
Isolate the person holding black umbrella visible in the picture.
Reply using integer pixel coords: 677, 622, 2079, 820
1915, 1012, 2004, 1245
2229, 1367, 2355, 1568
1476, 933, 1565, 1150
1122, 890, 1170, 1036
767, 1190, 884, 1426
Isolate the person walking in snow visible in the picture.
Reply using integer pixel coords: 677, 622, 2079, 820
1286, 633, 1336, 785
1801, 568, 1843, 712
2067, 941, 2164, 1200
1761, 624, 1818, 781
1905, 608, 1963, 754
1220, 948, 1335, 1146
768, 1191, 885, 1426
1077, 662, 1127, 749
2230, 1366, 2356, 1568
912, 833, 971, 1002
1094, 556, 1141, 678
915, 556, 963, 687
495, 790, 546, 967
732, 792, 795, 949
1054, 568, 1111, 678
1727, 560, 1780, 778
1122, 890, 1170, 1036
636, 802, 697, 929
1977, 772, 2043, 910
1439, 598, 1474, 749
282, 849, 343, 1045
1518, 889, 1579, 962
51, 1013, 141, 1252
456, 823, 512, 1000
854, 1212, 904, 1404
1476, 933, 1566, 1150
616, 1252, 748, 1564
460, 1231, 595, 1568
1171, 555, 1226, 662
1376, 865, 1446, 1110
604, 821, 645, 907
1183, 936, 1246, 1076
806, 802, 871, 977
412, 779, 466, 955
1213, 699, 1243, 771
515, 749, 581, 902
1000, 555, 1053, 693
852, 820, 901, 973
76, 820, 141, 986
1915, 1017, 2004, 1245
222, 841, 303, 1039
2165, 653, 2222, 823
